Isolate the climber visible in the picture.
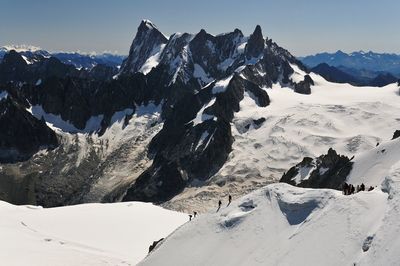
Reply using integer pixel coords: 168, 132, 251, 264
227, 194, 232, 206
217, 200, 222, 212
350, 185, 356, 194
193, 211, 197, 218
343, 182, 349, 195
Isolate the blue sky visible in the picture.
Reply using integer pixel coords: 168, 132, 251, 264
1, 0, 399, 56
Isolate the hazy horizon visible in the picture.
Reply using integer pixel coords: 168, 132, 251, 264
1, 0, 399, 56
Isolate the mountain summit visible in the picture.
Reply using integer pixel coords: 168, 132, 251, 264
119, 19, 168, 75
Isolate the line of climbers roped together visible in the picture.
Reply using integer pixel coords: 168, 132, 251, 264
342, 182, 375, 195
188, 194, 233, 221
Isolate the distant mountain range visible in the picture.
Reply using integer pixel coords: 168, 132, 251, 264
300, 50, 400, 74
0, 45, 126, 69
300, 50, 400, 86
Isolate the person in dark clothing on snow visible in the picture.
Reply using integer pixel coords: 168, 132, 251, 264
193, 211, 197, 218
189, 214, 193, 221
343, 182, 349, 195
227, 194, 232, 206
350, 184, 355, 194
217, 200, 222, 212
360, 183, 365, 191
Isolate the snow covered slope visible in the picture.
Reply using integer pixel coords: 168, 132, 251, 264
140, 138, 400, 266
0, 201, 186, 265
164, 72, 400, 212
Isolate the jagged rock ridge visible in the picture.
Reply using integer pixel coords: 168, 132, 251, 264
280, 148, 353, 190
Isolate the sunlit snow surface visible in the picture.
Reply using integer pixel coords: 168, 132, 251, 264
0, 201, 186, 266
141, 138, 400, 266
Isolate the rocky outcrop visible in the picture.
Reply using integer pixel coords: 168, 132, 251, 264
280, 148, 353, 190
392, 130, 400, 140
294, 74, 314, 95
149, 238, 164, 253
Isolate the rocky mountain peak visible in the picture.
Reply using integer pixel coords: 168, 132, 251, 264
139, 19, 158, 31
233, 28, 242, 35
119, 19, 168, 75
252, 25, 263, 38
245, 25, 265, 59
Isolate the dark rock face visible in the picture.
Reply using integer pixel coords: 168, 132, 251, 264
119, 20, 168, 74
148, 238, 164, 253
253, 117, 266, 127
0, 50, 29, 83
21, 72, 158, 133
0, 90, 58, 163
245, 25, 264, 59
280, 148, 353, 190
392, 130, 400, 140
294, 74, 314, 95
31, 56, 79, 80
82, 64, 118, 81
244, 117, 266, 131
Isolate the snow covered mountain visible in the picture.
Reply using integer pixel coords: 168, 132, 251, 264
139, 137, 400, 266
119, 20, 168, 75
1, 20, 400, 214
0, 45, 125, 69
0, 200, 186, 265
